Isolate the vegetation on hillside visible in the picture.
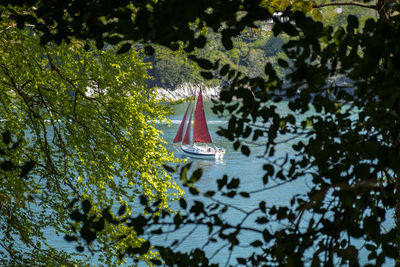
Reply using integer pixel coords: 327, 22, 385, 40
146, 1, 375, 90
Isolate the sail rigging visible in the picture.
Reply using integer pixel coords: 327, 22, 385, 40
173, 103, 191, 143
182, 108, 193, 145
194, 89, 212, 143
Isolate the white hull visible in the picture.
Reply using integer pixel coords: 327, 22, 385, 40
181, 145, 225, 160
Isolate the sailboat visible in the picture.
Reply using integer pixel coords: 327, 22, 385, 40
173, 89, 225, 160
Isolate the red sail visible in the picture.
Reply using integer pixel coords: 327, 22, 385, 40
194, 89, 212, 143
173, 103, 191, 143
182, 108, 193, 145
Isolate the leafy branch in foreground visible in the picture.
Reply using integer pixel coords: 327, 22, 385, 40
0, 19, 183, 265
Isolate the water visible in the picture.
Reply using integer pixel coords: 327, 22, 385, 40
41, 101, 394, 266
153, 101, 395, 266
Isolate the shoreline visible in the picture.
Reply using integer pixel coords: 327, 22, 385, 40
154, 83, 221, 101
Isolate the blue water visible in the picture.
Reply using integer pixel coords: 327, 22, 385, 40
151, 101, 395, 266
43, 101, 394, 266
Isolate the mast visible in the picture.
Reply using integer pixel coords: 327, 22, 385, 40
193, 89, 212, 143
173, 103, 191, 143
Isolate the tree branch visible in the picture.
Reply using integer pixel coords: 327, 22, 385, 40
312, 2, 377, 10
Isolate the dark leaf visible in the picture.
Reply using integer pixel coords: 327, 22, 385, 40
20, 160, 35, 177
179, 198, 187, 209
150, 259, 162, 265
144, 45, 155, 55
250, 240, 263, 247
139, 241, 150, 254
189, 186, 199, 195
139, 195, 148, 206
67, 198, 79, 209
94, 218, 105, 231
1, 131, 11, 145
82, 199, 91, 214
191, 168, 203, 182
220, 64, 230, 76
96, 39, 104, 50
241, 145, 250, 156
204, 191, 215, 197
239, 192, 250, 198
1, 161, 14, 171
80, 226, 96, 244
11, 140, 20, 149
255, 217, 268, 224
196, 58, 214, 70
277, 58, 288, 68
237, 257, 247, 265
200, 71, 214, 80
222, 34, 233, 50
259, 201, 266, 213
118, 205, 126, 216
64, 235, 77, 242
117, 43, 131, 54
70, 210, 84, 222
163, 164, 175, 173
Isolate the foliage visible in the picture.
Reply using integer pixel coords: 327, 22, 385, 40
3, 0, 400, 266
145, 45, 202, 89
0, 21, 182, 265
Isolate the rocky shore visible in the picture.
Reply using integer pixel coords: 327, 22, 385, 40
155, 83, 221, 101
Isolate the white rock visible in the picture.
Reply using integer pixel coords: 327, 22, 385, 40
154, 83, 221, 101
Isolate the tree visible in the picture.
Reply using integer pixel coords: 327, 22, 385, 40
0, 18, 182, 265
2, 0, 400, 266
